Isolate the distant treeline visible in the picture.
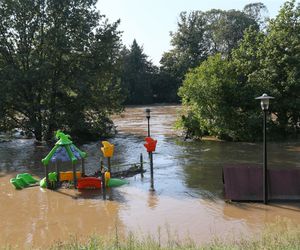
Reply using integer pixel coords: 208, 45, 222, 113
0, 0, 299, 141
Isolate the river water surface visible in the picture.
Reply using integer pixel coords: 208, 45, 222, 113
0, 105, 300, 248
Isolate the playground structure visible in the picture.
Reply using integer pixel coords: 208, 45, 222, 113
10, 129, 158, 194
41, 130, 87, 189
39, 130, 129, 190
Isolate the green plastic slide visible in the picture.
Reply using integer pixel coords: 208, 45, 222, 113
10, 178, 26, 189
10, 173, 39, 189
16, 173, 39, 184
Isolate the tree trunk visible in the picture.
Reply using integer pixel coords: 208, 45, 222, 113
34, 127, 43, 142
33, 115, 43, 142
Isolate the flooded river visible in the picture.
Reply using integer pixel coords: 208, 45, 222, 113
0, 105, 300, 248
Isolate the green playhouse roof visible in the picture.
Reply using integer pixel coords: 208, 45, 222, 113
41, 131, 87, 166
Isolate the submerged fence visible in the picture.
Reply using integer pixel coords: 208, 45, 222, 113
223, 165, 300, 201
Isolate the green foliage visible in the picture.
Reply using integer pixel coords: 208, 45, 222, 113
160, 7, 261, 103
204, 9, 259, 56
234, 0, 300, 137
176, 110, 205, 139
0, 0, 123, 141
178, 0, 300, 141
250, 0, 300, 136
179, 54, 261, 141
243, 2, 269, 29
120, 40, 158, 104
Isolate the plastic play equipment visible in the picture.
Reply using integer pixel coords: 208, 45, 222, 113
101, 141, 114, 158
10, 178, 27, 189
105, 171, 111, 184
42, 131, 87, 165
10, 131, 139, 195
41, 130, 87, 189
101, 140, 114, 173
77, 176, 128, 189
39, 132, 128, 191
99, 141, 130, 187
40, 172, 57, 188
144, 137, 157, 152
107, 178, 129, 187
60, 171, 82, 181
10, 173, 39, 189
77, 177, 101, 189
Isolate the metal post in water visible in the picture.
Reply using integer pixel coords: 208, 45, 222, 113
140, 153, 144, 178
147, 118, 150, 137
101, 167, 106, 200
150, 152, 154, 191
145, 108, 154, 191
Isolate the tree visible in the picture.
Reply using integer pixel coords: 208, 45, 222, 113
243, 2, 268, 29
120, 39, 157, 104
160, 11, 208, 86
179, 54, 262, 141
178, 0, 300, 141
160, 8, 259, 102
0, 0, 123, 141
249, 0, 300, 136
204, 9, 258, 56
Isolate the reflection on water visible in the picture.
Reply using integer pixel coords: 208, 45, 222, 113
0, 104, 300, 248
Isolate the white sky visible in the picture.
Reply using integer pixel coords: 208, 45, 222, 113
96, 0, 288, 66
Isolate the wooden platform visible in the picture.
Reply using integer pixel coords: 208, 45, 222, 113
223, 165, 300, 201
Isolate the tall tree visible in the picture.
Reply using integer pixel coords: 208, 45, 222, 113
204, 9, 259, 56
249, 0, 300, 135
160, 11, 207, 85
0, 0, 123, 141
120, 39, 157, 104
160, 7, 259, 102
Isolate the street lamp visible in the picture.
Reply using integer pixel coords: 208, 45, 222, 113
255, 93, 274, 204
145, 108, 151, 137
145, 108, 155, 191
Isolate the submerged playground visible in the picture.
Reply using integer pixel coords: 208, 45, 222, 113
10, 130, 157, 193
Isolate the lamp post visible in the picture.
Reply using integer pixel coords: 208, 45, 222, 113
255, 93, 274, 204
145, 108, 151, 137
145, 108, 154, 191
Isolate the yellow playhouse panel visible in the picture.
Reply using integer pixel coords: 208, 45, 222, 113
60, 171, 82, 181
101, 141, 114, 157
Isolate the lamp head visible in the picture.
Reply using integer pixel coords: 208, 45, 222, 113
255, 93, 274, 111
145, 108, 151, 119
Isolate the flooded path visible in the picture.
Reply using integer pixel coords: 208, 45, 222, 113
0, 105, 300, 248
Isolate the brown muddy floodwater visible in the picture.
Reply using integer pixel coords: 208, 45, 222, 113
0, 104, 300, 248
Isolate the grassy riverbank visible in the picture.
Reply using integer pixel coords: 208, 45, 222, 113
46, 220, 299, 250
